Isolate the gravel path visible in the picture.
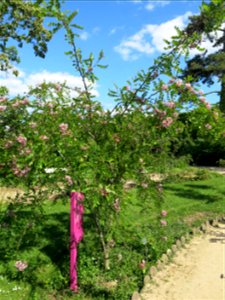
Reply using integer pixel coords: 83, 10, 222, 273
141, 221, 225, 300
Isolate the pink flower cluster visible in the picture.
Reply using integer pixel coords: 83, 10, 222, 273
40, 135, 49, 141
20, 148, 32, 156
154, 108, 167, 119
12, 98, 29, 108
160, 219, 167, 226
59, 123, 69, 135
176, 79, 183, 87
162, 117, 173, 128
0, 105, 7, 111
12, 165, 31, 177
164, 101, 175, 109
160, 209, 168, 226
205, 123, 212, 130
4, 140, 13, 149
29, 122, 37, 129
139, 259, 146, 270
199, 97, 211, 109
65, 175, 73, 186
15, 260, 28, 271
0, 97, 6, 102
161, 210, 167, 217
161, 84, 168, 91
77, 192, 85, 202
16, 135, 27, 147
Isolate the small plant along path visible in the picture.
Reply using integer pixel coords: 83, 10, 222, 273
141, 221, 225, 300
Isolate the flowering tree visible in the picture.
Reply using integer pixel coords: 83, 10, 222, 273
0, 1, 223, 291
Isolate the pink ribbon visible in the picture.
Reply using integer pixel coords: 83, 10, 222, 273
70, 191, 84, 291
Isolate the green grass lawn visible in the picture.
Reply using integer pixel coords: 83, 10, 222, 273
0, 169, 225, 299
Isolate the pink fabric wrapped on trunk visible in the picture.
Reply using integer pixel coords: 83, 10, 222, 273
70, 191, 84, 291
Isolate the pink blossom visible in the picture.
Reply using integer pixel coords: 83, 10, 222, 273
205, 102, 211, 109
162, 117, 173, 128
16, 135, 27, 147
138, 259, 146, 270
29, 122, 37, 129
189, 87, 198, 95
20, 167, 31, 177
198, 90, 204, 95
77, 192, 84, 202
169, 78, 175, 83
12, 165, 30, 177
160, 219, 167, 226
15, 260, 28, 271
164, 101, 175, 109
24, 148, 32, 155
20, 98, 29, 105
173, 112, 179, 118
5, 140, 13, 148
125, 86, 130, 91
40, 135, 49, 141
205, 123, 212, 130
161, 210, 168, 217
59, 123, 69, 135
176, 79, 183, 87
185, 83, 192, 89
0, 97, 6, 103
161, 84, 168, 91
65, 175, 73, 186
199, 97, 206, 103
12, 101, 20, 108
0, 105, 7, 111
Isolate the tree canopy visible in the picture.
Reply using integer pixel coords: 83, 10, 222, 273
0, 0, 62, 74
176, 0, 225, 111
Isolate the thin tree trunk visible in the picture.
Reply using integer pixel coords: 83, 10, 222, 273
219, 29, 225, 112
219, 79, 225, 113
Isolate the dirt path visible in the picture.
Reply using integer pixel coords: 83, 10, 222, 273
141, 221, 225, 300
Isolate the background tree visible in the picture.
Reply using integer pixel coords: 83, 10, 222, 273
0, 0, 62, 74
177, 0, 225, 112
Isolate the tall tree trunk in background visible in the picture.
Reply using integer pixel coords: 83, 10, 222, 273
220, 79, 225, 113
219, 29, 225, 113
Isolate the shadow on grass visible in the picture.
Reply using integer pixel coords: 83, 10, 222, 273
184, 184, 214, 190
165, 185, 220, 203
0, 206, 108, 299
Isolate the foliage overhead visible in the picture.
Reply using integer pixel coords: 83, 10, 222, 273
170, 0, 225, 111
0, 0, 63, 73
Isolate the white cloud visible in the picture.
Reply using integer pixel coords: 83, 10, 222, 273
132, 0, 142, 3
132, 0, 170, 10
79, 31, 89, 41
0, 70, 99, 97
115, 12, 191, 60
115, 11, 223, 61
145, 2, 154, 11
190, 30, 223, 56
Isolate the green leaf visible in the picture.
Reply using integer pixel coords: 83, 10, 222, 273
96, 64, 108, 69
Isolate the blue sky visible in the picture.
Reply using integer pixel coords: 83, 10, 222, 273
1, 0, 220, 109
